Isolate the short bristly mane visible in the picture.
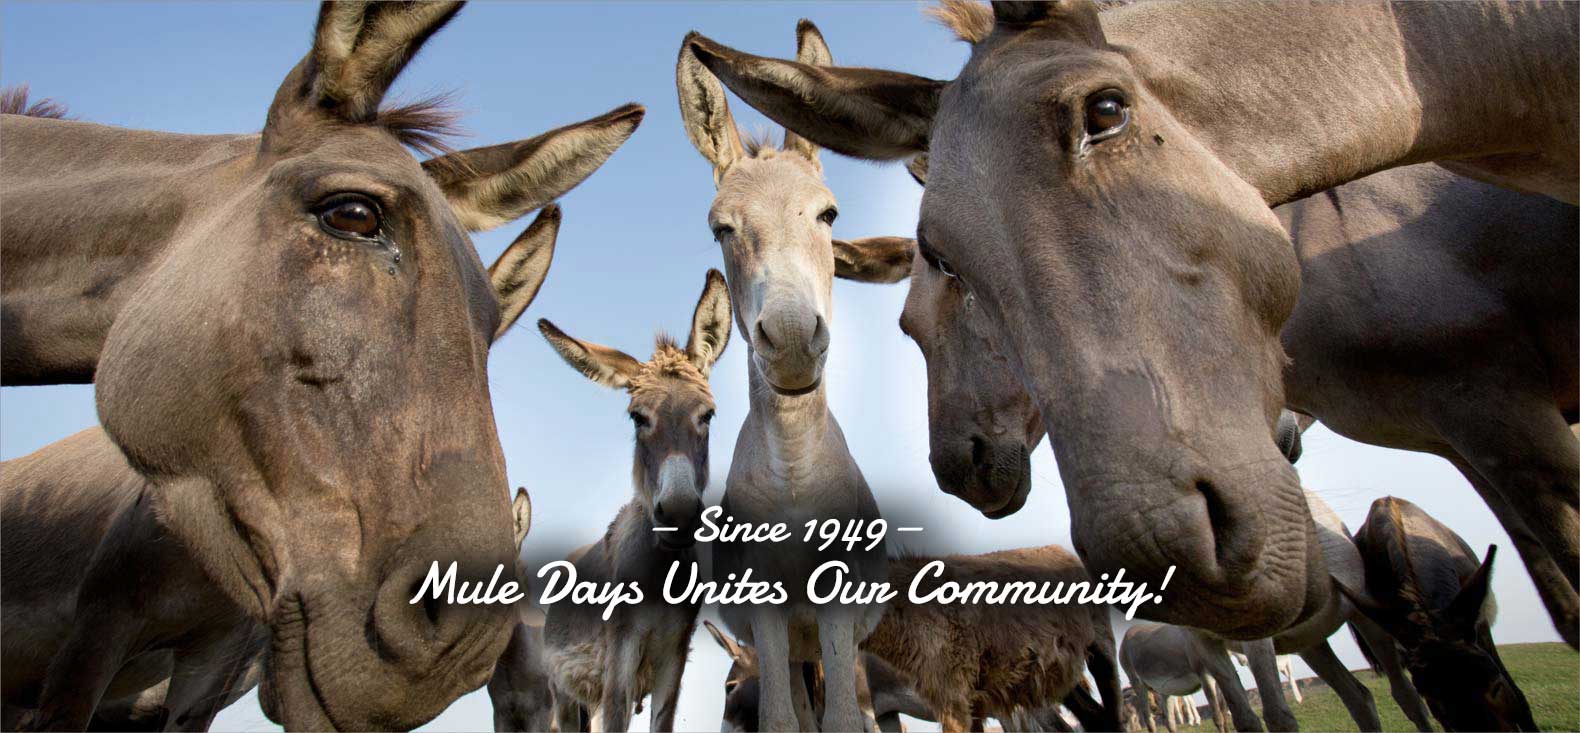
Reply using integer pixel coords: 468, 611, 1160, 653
926, 0, 993, 44
378, 93, 463, 159
1, 85, 69, 119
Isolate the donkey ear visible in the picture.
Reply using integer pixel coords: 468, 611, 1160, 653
834, 237, 916, 284
537, 319, 643, 390
703, 619, 745, 661
424, 104, 644, 231
782, 20, 833, 163
268, 2, 462, 130
906, 154, 930, 186
488, 205, 561, 342
510, 487, 532, 550
677, 33, 747, 184
687, 269, 732, 375
1445, 544, 1497, 632
686, 32, 944, 161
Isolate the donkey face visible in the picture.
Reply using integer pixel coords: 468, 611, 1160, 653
539, 271, 731, 548
90, 5, 639, 728
686, 2, 1318, 634
679, 22, 847, 396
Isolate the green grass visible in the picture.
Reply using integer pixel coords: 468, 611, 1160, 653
1170, 642, 1579, 732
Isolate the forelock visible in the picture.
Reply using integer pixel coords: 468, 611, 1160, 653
926, 0, 993, 44
627, 338, 712, 397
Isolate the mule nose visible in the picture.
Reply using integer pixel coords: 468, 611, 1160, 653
654, 492, 702, 547
753, 311, 828, 360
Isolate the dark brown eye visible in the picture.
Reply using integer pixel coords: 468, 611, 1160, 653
711, 223, 734, 241
318, 195, 381, 237
630, 411, 650, 430
700, 409, 715, 426
1084, 89, 1129, 139
918, 239, 957, 279
817, 206, 838, 225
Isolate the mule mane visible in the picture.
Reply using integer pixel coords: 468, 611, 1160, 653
1, 85, 68, 119
378, 94, 463, 159
629, 334, 711, 396
740, 128, 782, 158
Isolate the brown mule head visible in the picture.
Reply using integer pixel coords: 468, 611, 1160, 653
1345, 498, 1536, 732
685, 1, 1318, 635
538, 270, 731, 547
89, 4, 640, 728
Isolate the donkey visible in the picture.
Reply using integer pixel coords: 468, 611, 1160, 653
1342, 497, 1537, 732
488, 488, 555, 733
1, 3, 645, 727
1228, 652, 1299, 705
684, 0, 1578, 641
676, 20, 909, 732
2, 207, 564, 731
536, 270, 732, 732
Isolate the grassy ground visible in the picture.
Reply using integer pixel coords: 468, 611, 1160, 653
1170, 642, 1578, 732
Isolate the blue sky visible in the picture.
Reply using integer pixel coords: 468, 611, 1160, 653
0, 2, 1560, 731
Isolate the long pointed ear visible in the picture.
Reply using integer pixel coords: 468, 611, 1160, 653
906, 154, 929, 186
677, 33, 747, 184
686, 32, 944, 161
1444, 544, 1497, 633
265, 2, 462, 141
537, 319, 643, 390
511, 487, 532, 550
423, 104, 644, 231
686, 269, 732, 375
703, 619, 746, 663
834, 237, 916, 284
489, 205, 560, 342
782, 20, 833, 163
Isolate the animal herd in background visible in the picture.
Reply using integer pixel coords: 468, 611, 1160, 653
0, 0, 1575, 732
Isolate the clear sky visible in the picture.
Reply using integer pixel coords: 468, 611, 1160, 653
0, 2, 1561, 731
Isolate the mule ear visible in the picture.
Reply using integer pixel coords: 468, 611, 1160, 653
993, 1, 1107, 46
906, 154, 929, 186
266, 2, 462, 134
677, 33, 747, 184
782, 20, 833, 163
537, 319, 643, 390
704, 619, 746, 662
686, 32, 944, 161
424, 104, 644, 231
510, 487, 532, 550
834, 237, 916, 284
1445, 544, 1497, 633
488, 205, 561, 341
687, 270, 732, 375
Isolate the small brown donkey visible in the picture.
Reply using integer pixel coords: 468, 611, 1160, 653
537, 270, 732, 733
2, 208, 565, 731
0, 3, 643, 728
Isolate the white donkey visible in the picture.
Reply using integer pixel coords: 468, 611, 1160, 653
538, 271, 732, 732
677, 19, 904, 733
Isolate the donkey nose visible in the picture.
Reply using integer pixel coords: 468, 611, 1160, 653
753, 311, 827, 358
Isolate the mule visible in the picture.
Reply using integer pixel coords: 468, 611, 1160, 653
1227, 652, 1300, 705
536, 270, 732, 732
1343, 497, 1538, 732
0, 3, 644, 726
676, 20, 904, 732
683, 0, 1578, 640
487, 488, 556, 733
2, 208, 564, 731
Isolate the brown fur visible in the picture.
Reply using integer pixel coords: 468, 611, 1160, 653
0, 86, 67, 119
860, 547, 1105, 732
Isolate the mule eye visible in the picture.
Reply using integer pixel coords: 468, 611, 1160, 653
629, 411, 650, 429
817, 206, 838, 225
317, 195, 381, 238
700, 409, 715, 426
918, 239, 957, 279
711, 223, 734, 241
1084, 89, 1129, 140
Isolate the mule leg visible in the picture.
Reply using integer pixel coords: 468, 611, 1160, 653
817, 607, 864, 732
648, 633, 687, 733
1087, 637, 1124, 732
1133, 682, 1158, 733
1439, 406, 1580, 648
1202, 677, 1230, 733
158, 634, 261, 732
1061, 680, 1106, 731
855, 655, 879, 732
789, 662, 818, 732
1243, 638, 1298, 731
1349, 615, 1431, 732
597, 632, 639, 733
1296, 640, 1375, 731
554, 688, 584, 733
1164, 697, 1180, 733
1281, 658, 1302, 704
753, 608, 798, 732
1195, 637, 1264, 733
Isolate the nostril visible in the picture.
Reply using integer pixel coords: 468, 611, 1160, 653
654, 502, 670, 526
970, 435, 989, 469
408, 578, 443, 628
811, 315, 830, 354
755, 319, 775, 351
